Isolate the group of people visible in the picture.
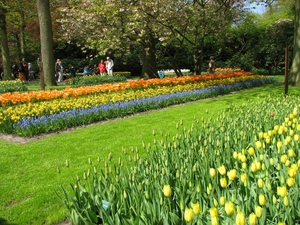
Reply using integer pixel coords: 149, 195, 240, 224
96, 57, 114, 76
0, 61, 35, 81
10, 61, 35, 81
85, 57, 114, 76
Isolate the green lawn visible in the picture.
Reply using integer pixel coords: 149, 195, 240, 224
0, 77, 298, 225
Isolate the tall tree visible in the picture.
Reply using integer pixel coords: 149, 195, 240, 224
60, 0, 161, 79
5, 0, 38, 62
36, 0, 56, 86
156, 0, 245, 74
289, 0, 300, 85
0, 1, 12, 80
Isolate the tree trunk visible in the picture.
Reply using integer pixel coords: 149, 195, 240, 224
0, 4, 12, 80
193, 54, 200, 75
36, 0, 56, 86
289, 0, 300, 86
193, 37, 204, 75
20, 10, 26, 58
140, 32, 158, 79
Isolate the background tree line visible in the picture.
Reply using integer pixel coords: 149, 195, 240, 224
0, 0, 298, 85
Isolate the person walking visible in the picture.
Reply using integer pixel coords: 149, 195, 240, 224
208, 56, 215, 74
98, 59, 106, 76
106, 57, 114, 76
28, 63, 35, 81
55, 59, 64, 82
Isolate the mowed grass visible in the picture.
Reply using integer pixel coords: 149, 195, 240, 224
0, 76, 298, 225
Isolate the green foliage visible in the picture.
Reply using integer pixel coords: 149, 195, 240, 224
69, 75, 127, 86
0, 80, 28, 94
60, 93, 300, 224
253, 17, 293, 74
113, 71, 131, 78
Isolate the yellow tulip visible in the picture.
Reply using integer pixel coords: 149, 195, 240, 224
278, 222, 286, 225
259, 154, 264, 160
267, 130, 272, 136
225, 201, 235, 216
219, 196, 225, 206
294, 134, 299, 141
284, 160, 290, 167
287, 177, 295, 187
217, 165, 226, 175
211, 217, 219, 225
227, 169, 237, 181
251, 162, 257, 173
277, 186, 287, 198
236, 212, 246, 225
255, 206, 263, 218
240, 173, 247, 183
288, 149, 296, 157
259, 194, 266, 206
220, 177, 227, 188
210, 207, 219, 218
293, 107, 298, 116
210, 168, 217, 177
191, 202, 201, 215
233, 151, 238, 159
247, 147, 255, 156
270, 158, 274, 166
283, 196, 289, 206
213, 198, 218, 207
255, 161, 261, 170
242, 162, 247, 170
288, 166, 298, 178
257, 178, 264, 188
240, 154, 247, 163
277, 141, 283, 152
184, 208, 194, 222
163, 184, 172, 197
207, 186, 211, 195
249, 213, 257, 225
180, 201, 184, 210
251, 160, 261, 173
255, 141, 262, 150
280, 154, 288, 164
291, 163, 298, 170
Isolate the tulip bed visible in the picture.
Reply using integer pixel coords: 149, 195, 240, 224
0, 80, 28, 94
0, 72, 274, 136
60, 94, 300, 225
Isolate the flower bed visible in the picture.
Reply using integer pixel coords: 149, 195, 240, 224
60, 94, 300, 225
0, 72, 274, 136
0, 80, 28, 94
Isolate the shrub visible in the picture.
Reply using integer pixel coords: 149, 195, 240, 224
113, 71, 131, 78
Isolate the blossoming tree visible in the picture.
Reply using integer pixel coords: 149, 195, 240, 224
59, 0, 246, 77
